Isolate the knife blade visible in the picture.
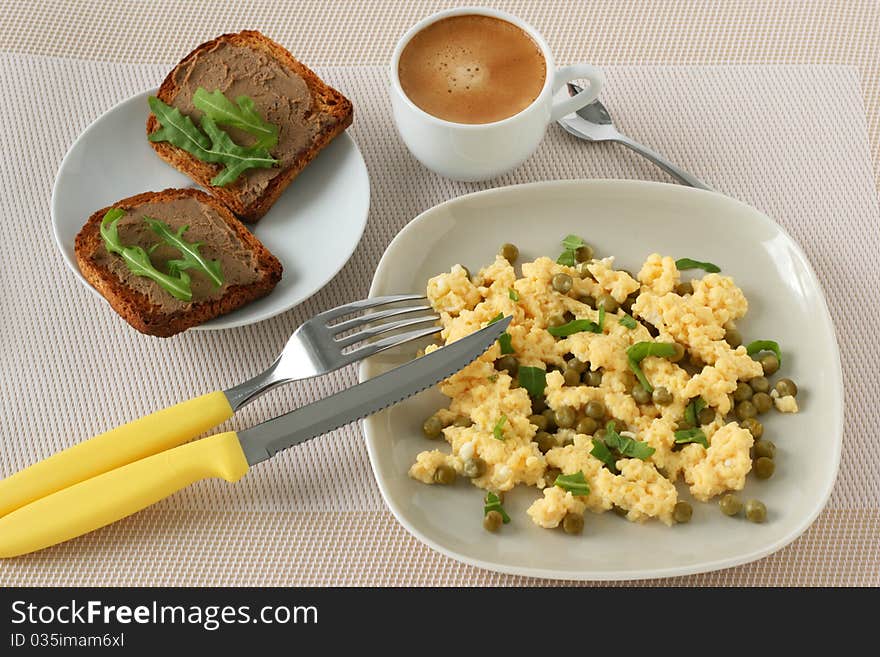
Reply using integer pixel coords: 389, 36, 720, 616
238, 316, 512, 465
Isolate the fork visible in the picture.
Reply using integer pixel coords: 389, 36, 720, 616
0, 294, 440, 518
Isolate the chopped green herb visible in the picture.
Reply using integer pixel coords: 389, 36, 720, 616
487, 312, 504, 326
626, 342, 678, 393
619, 314, 638, 329
590, 438, 617, 472
746, 340, 782, 365
676, 258, 721, 273
684, 397, 708, 426
603, 421, 655, 460
145, 217, 223, 287
674, 427, 709, 447
557, 234, 586, 266
493, 414, 508, 441
508, 288, 519, 301
554, 471, 590, 496
547, 319, 601, 337
498, 332, 514, 355
518, 366, 547, 398
484, 492, 511, 523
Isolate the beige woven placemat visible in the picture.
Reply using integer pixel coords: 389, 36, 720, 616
1, 1, 878, 586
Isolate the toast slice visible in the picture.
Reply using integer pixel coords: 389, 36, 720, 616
146, 30, 353, 222
75, 188, 282, 337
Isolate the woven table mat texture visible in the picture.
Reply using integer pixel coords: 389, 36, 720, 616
0, 54, 877, 586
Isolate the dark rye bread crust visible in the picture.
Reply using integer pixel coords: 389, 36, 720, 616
146, 30, 353, 223
75, 188, 282, 338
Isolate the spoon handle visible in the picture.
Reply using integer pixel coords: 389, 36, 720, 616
614, 134, 712, 191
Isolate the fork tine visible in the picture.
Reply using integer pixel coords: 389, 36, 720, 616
335, 314, 439, 348
330, 304, 433, 335
339, 325, 442, 366
312, 294, 427, 324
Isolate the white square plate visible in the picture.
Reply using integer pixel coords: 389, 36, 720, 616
361, 180, 842, 580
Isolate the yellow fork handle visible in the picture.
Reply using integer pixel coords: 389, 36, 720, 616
0, 431, 248, 558
0, 391, 233, 518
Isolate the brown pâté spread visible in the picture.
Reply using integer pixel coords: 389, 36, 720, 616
94, 197, 260, 312
171, 42, 336, 204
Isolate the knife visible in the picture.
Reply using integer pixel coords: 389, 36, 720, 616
0, 316, 511, 558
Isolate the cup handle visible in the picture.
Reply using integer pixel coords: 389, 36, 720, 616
550, 64, 606, 121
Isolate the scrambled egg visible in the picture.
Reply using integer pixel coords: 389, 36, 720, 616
411, 248, 797, 530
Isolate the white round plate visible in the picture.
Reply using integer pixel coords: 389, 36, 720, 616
361, 180, 842, 580
52, 89, 370, 330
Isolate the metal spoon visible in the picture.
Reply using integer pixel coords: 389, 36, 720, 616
558, 83, 712, 190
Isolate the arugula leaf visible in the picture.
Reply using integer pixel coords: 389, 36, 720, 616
518, 366, 547, 398
100, 209, 192, 301
557, 234, 586, 266
498, 332, 514, 355
674, 427, 709, 448
684, 397, 707, 426
676, 258, 721, 273
619, 314, 637, 329
493, 414, 508, 441
598, 301, 606, 330
547, 319, 601, 337
590, 438, 618, 472
508, 288, 519, 302
487, 312, 504, 326
626, 342, 678, 393
148, 96, 277, 186
554, 471, 590, 496
192, 87, 278, 150
746, 340, 782, 365
484, 492, 511, 523
603, 421, 655, 460
145, 217, 223, 287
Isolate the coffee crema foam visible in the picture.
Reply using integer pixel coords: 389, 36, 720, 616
398, 15, 546, 124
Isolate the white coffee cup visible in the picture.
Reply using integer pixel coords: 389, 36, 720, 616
389, 7, 604, 181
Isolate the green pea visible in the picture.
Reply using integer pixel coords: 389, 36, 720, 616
576, 263, 595, 280
462, 457, 486, 479
673, 501, 693, 523
542, 408, 558, 431
754, 439, 776, 459
735, 400, 757, 421
495, 355, 519, 376
752, 392, 772, 414
433, 464, 456, 485
652, 386, 673, 406
749, 376, 770, 393
697, 406, 716, 425
741, 417, 764, 439
754, 456, 775, 479
760, 354, 779, 376
575, 244, 594, 262
669, 343, 686, 363
719, 494, 743, 517
775, 378, 798, 397
675, 281, 693, 296
745, 499, 767, 523
725, 327, 743, 348
544, 467, 561, 485
576, 417, 598, 435
483, 510, 503, 532
594, 429, 607, 442
529, 414, 549, 431
596, 294, 619, 312
584, 370, 603, 387
422, 415, 444, 439
531, 396, 548, 414
562, 513, 584, 535
632, 385, 652, 405
585, 400, 606, 419
453, 415, 472, 427
568, 357, 588, 373
578, 292, 596, 307
552, 273, 573, 294
499, 243, 519, 262
733, 381, 753, 402
535, 431, 555, 454
563, 368, 581, 387
555, 406, 577, 429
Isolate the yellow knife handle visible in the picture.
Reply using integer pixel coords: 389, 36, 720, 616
0, 390, 233, 518
0, 431, 248, 558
